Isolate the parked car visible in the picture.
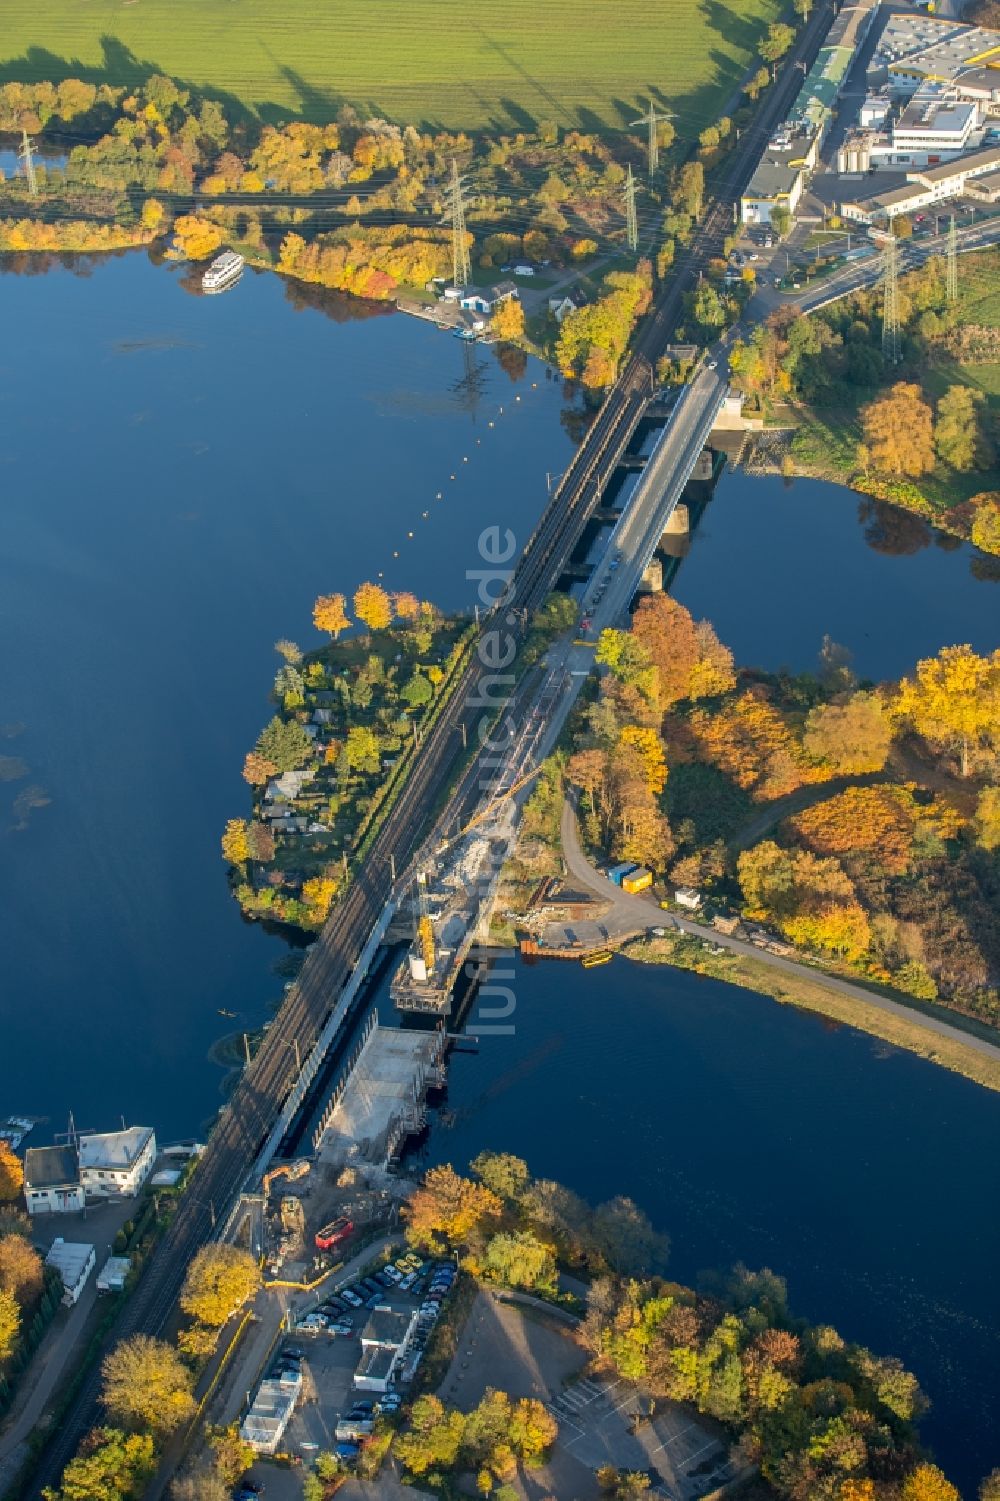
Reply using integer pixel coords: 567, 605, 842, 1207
399, 1271, 418, 1291
350, 1399, 375, 1414
340, 1288, 363, 1307
330, 1321, 355, 1337
283, 1346, 304, 1359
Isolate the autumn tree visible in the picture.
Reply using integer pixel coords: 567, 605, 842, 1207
0, 1234, 43, 1305
471, 1151, 531, 1203
208, 1424, 255, 1487
482, 1231, 556, 1291
312, 592, 350, 639
220, 819, 250, 865
0, 1288, 19, 1361
180, 1245, 261, 1328
759, 20, 795, 60
101, 1335, 196, 1435
0, 1143, 24, 1203
241, 751, 276, 787
393, 591, 421, 620
861, 383, 935, 476
404, 1164, 501, 1251
630, 594, 734, 707
49, 1426, 156, 1501
274, 638, 302, 665
171, 214, 224, 261
345, 724, 380, 772
901, 1465, 960, 1501
971, 495, 1000, 556
934, 385, 994, 472
245, 821, 275, 862
353, 580, 392, 631
803, 692, 892, 774
979, 1470, 1000, 1501
894, 644, 1000, 776
492, 296, 525, 342
974, 786, 1000, 851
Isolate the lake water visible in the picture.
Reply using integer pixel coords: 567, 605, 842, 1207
673, 470, 999, 682
414, 956, 1000, 1494
3, 246, 999, 1491
0, 249, 575, 1143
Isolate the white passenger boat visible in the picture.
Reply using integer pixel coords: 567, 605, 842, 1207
202, 250, 244, 293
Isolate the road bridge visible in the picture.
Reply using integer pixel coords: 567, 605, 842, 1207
29, 4, 846, 1490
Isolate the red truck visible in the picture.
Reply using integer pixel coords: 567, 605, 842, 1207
314, 1217, 354, 1251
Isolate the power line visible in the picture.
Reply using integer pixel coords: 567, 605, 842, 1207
624, 163, 638, 253
881, 230, 900, 367
19, 129, 39, 199
946, 212, 958, 304
441, 157, 472, 288
629, 99, 675, 178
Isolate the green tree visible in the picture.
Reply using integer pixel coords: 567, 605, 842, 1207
934, 385, 995, 471
759, 21, 795, 62
592, 1196, 670, 1276
770, 205, 791, 239
482, 1231, 556, 1291
101, 1335, 196, 1435
673, 161, 705, 218
50, 1427, 156, 1501
402, 672, 433, 708
180, 1245, 261, 1328
747, 66, 771, 100
255, 716, 313, 773
471, 1152, 531, 1202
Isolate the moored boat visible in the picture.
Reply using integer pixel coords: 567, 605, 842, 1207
202, 250, 244, 293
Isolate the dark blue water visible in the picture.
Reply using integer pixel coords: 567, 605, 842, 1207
417, 956, 1000, 1493
674, 474, 998, 681
0, 250, 574, 1143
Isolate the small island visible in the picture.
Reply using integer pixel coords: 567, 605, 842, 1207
222, 582, 471, 931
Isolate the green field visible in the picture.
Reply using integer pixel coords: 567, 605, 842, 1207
0, 0, 780, 132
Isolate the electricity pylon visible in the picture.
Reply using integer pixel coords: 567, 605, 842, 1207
630, 100, 675, 178
624, 165, 639, 253
946, 213, 958, 303
442, 158, 472, 288
881, 230, 901, 366
19, 128, 38, 198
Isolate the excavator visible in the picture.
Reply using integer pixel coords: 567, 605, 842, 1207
261, 1157, 310, 1204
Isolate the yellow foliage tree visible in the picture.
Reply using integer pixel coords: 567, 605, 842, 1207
171, 214, 224, 261
393, 591, 421, 620
618, 726, 667, 796
861, 382, 935, 476
312, 592, 350, 639
0, 1234, 43, 1305
0, 1144, 24, 1203
180, 1245, 261, 1328
221, 819, 250, 864
975, 785, 1000, 851
101, 1334, 196, 1435
894, 644, 1000, 776
901, 1465, 960, 1501
0, 1287, 19, 1361
492, 296, 525, 342
970, 495, 1000, 556
353, 581, 393, 631
302, 876, 337, 920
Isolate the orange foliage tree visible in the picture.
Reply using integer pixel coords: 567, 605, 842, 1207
353, 581, 393, 631
0, 1145, 24, 1204
313, 592, 350, 639
404, 1165, 502, 1253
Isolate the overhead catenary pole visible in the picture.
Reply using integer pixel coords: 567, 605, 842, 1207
629, 100, 675, 178
946, 213, 958, 304
19, 128, 38, 198
624, 164, 639, 254
881, 229, 901, 367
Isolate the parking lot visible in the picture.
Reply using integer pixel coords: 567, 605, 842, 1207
240, 1250, 458, 1488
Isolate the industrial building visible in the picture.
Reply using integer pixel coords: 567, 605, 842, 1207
868, 14, 1000, 101
79, 1126, 157, 1199
742, 0, 880, 224
841, 142, 1000, 220
241, 1371, 302, 1453
353, 1307, 420, 1393
23, 1146, 85, 1215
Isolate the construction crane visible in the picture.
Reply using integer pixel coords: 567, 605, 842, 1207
458, 765, 543, 838
416, 870, 436, 977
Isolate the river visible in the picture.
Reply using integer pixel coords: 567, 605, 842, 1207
2, 247, 999, 1492
414, 955, 1000, 1494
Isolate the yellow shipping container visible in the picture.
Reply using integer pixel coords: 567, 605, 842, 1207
622, 867, 652, 893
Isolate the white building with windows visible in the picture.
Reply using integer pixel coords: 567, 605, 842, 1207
45, 1239, 96, 1305
23, 1146, 85, 1215
79, 1126, 156, 1198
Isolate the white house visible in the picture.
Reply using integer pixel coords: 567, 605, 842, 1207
79, 1126, 156, 1199
674, 887, 703, 911
353, 1307, 419, 1392
45, 1239, 96, 1305
23, 1145, 85, 1215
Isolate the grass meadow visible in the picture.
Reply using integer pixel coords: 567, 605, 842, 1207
0, 0, 780, 133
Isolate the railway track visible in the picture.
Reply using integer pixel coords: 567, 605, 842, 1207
29, 11, 837, 1493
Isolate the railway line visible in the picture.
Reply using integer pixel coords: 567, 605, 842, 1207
29, 8, 838, 1493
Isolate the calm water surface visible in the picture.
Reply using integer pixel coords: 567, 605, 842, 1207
415, 957, 1000, 1493
0, 250, 574, 1141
